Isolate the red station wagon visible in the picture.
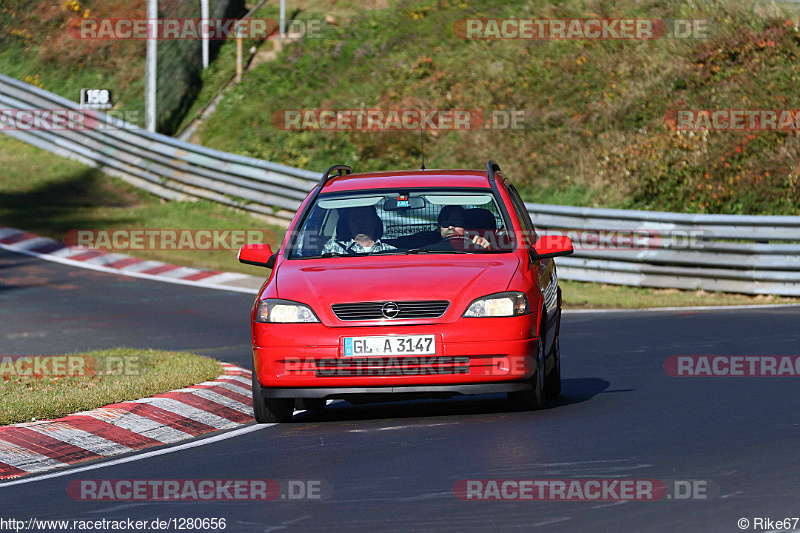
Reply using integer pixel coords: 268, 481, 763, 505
239, 161, 574, 422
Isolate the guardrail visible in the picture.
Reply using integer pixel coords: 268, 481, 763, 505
2, 73, 799, 296
0, 73, 319, 226
527, 204, 800, 295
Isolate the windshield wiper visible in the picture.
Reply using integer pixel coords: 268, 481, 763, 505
402, 248, 471, 254
368, 248, 433, 255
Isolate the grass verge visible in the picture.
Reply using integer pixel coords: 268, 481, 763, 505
0, 348, 223, 426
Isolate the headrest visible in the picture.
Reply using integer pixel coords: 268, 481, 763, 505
437, 205, 466, 227
464, 208, 497, 231
336, 206, 384, 241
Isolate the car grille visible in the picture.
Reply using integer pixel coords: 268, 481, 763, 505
331, 300, 450, 321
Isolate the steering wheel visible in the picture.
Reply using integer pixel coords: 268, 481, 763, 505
445, 234, 483, 252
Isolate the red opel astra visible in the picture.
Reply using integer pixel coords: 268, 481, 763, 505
239, 162, 573, 422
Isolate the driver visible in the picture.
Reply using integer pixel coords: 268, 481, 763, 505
322, 205, 396, 254
436, 205, 491, 250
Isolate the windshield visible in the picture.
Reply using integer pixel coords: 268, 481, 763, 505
288, 188, 515, 258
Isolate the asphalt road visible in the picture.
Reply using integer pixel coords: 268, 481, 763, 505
2, 248, 799, 532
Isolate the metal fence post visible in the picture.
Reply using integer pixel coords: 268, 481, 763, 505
280, 0, 286, 38
236, 23, 243, 83
201, 0, 209, 69
145, 0, 158, 132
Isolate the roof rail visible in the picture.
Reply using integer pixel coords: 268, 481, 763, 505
486, 160, 500, 182
320, 165, 352, 187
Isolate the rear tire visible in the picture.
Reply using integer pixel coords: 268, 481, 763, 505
508, 335, 546, 410
545, 336, 562, 398
252, 372, 294, 423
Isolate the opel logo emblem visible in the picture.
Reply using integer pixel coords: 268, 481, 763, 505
381, 302, 400, 319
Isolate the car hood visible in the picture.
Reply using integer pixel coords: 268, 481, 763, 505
274, 255, 520, 324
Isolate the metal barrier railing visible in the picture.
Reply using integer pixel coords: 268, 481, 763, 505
527, 203, 800, 295
2, 73, 799, 295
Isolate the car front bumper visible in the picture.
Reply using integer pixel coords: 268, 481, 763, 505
258, 382, 532, 400
252, 315, 539, 390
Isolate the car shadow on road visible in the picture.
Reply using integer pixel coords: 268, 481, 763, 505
549, 377, 616, 408
292, 377, 612, 424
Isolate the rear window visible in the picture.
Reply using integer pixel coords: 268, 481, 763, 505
288, 189, 515, 258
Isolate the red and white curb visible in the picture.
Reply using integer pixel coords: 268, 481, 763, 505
0, 363, 254, 481
0, 226, 262, 294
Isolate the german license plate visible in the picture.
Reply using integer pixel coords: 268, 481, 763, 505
342, 335, 436, 357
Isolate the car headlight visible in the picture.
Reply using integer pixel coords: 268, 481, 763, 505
463, 292, 529, 317
256, 299, 320, 323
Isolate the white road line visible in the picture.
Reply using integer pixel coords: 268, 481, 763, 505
0, 424, 270, 487
0, 439, 66, 474
83, 409, 193, 444
200, 272, 251, 285
130, 398, 239, 429
26, 423, 133, 457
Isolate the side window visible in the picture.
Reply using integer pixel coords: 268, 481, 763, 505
296, 208, 326, 256
506, 184, 538, 248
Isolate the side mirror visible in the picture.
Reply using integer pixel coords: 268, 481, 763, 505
238, 244, 277, 268
532, 235, 573, 260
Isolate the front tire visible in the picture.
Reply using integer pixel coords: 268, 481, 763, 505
508, 335, 546, 410
252, 372, 294, 423
545, 336, 562, 398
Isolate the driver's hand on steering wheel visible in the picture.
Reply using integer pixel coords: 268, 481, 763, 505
470, 235, 491, 249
